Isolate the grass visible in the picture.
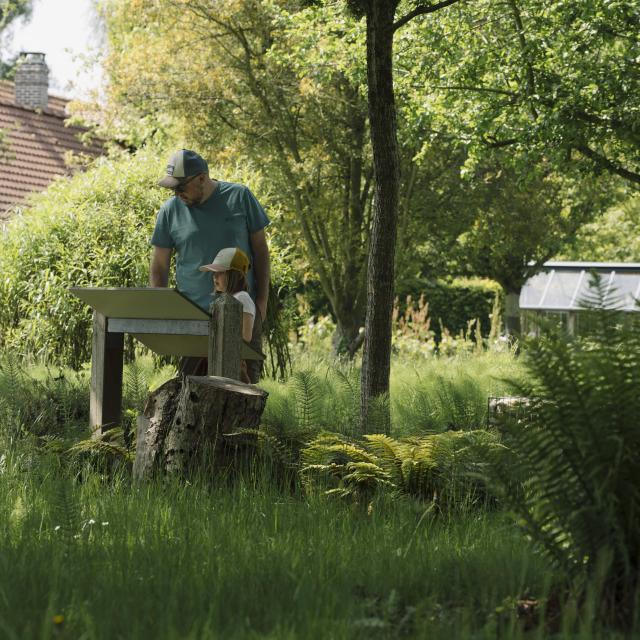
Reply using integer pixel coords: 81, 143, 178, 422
1, 349, 636, 638
0, 454, 554, 640
257, 350, 523, 440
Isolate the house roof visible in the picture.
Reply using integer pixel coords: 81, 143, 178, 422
0, 80, 106, 220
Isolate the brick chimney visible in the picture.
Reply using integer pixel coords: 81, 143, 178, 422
14, 52, 49, 110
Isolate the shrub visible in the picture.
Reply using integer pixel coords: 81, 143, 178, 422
396, 276, 503, 342
0, 147, 293, 370
487, 278, 640, 627
0, 148, 165, 367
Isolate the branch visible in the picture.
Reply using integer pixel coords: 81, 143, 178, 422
507, 0, 538, 120
575, 145, 640, 186
346, 330, 365, 357
433, 84, 517, 97
482, 137, 518, 148
394, 0, 465, 31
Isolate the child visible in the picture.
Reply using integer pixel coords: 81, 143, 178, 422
199, 247, 255, 383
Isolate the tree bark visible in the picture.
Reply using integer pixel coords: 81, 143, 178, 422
133, 375, 268, 480
504, 290, 522, 337
360, 0, 400, 434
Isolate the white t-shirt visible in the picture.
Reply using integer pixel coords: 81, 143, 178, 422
234, 290, 256, 328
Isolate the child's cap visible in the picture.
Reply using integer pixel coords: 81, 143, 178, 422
199, 247, 250, 275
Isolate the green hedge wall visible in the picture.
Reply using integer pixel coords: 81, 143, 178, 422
397, 277, 503, 340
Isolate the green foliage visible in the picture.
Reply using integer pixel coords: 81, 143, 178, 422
48, 477, 82, 551
123, 359, 150, 414
560, 195, 640, 263
293, 370, 322, 433
0, 354, 89, 443
0, 451, 564, 639
487, 277, 640, 625
394, 373, 487, 436
0, 0, 31, 29
301, 430, 500, 508
405, 0, 640, 186
67, 426, 134, 470
394, 0, 632, 293
0, 148, 164, 367
396, 277, 503, 342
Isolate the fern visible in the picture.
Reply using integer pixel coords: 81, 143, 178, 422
67, 427, 134, 468
223, 428, 298, 471
333, 367, 361, 436
301, 430, 500, 507
293, 370, 322, 433
364, 392, 391, 435
487, 275, 640, 624
0, 353, 28, 441
123, 360, 150, 414
49, 478, 82, 552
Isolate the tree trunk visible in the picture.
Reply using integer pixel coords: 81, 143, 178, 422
133, 375, 268, 480
360, 0, 400, 434
332, 316, 364, 356
504, 290, 522, 337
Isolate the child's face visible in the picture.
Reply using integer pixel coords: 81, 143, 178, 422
213, 271, 228, 292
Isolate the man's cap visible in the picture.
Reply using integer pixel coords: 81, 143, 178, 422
158, 149, 209, 188
199, 247, 250, 276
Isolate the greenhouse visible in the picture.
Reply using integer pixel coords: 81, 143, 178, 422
519, 261, 640, 335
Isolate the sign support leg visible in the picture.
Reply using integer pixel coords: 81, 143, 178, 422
90, 311, 124, 431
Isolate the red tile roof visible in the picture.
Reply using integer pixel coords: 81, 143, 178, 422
0, 80, 106, 220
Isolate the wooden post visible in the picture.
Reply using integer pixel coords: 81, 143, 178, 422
208, 294, 242, 380
90, 311, 124, 431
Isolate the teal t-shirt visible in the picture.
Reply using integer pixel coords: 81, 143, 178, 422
150, 181, 270, 311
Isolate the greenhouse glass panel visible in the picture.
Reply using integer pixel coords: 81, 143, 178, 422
520, 271, 551, 308
573, 271, 605, 308
610, 273, 640, 311
520, 262, 640, 315
540, 271, 583, 309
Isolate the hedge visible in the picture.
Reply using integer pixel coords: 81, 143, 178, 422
396, 276, 503, 341
0, 147, 293, 369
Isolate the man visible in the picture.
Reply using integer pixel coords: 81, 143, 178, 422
150, 149, 270, 381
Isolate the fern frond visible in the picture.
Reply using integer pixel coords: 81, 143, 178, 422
67, 427, 133, 463
486, 296, 640, 617
49, 479, 81, 550
223, 428, 297, 469
293, 370, 322, 432
124, 360, 150, 413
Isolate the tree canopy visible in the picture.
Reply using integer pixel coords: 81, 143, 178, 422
76, 0, 640, 428
0, 0, 33, 78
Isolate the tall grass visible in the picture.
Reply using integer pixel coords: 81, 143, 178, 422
258, 351, 523, 439
0, 350, 637, 637
0, 454, 555, 640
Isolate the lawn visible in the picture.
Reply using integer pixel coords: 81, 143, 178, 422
0, 346, 636, 639
1, 460, 553, 640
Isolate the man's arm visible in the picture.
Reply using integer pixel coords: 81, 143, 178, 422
149, 246, 172, 287
250, 229, 270, 321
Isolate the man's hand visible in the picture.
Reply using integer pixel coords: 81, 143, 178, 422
150, 246, 172, 287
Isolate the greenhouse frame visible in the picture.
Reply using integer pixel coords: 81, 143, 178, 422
519, 261, 640, 335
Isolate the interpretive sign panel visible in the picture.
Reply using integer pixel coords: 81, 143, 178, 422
70, 287, 263, 429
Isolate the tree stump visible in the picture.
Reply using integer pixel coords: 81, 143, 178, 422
133, 375, 268, 480
486, 396, 531, 430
